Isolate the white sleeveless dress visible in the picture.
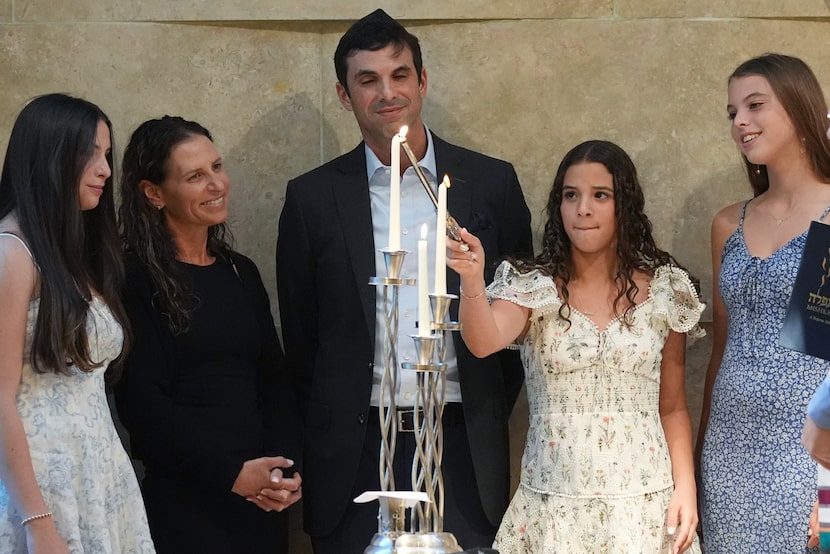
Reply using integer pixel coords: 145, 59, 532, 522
0, 233, 155, 553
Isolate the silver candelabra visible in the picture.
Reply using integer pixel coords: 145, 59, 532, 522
363, 249, 464, 554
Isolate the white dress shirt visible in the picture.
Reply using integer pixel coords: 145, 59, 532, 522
367, 126, 461, 407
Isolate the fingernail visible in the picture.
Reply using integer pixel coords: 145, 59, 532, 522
667, 526, 675, 535
286, 459, 294, 466
256, 494, 263, 501
271, 475, 281, 483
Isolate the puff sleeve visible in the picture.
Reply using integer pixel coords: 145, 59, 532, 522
650, 265, 706, 341
487, 261, 560, 313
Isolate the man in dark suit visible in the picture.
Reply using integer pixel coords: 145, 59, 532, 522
277, 9, 532, 553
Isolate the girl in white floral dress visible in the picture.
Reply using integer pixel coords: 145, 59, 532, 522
0, 94, 154, 553
447, 140, 702, 553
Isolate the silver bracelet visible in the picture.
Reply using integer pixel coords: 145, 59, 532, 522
20, 511, 52, 527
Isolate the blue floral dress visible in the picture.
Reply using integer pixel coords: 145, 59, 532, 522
0, 291, 155, 552
700, 201, 830, 553
490, 261, 703, 553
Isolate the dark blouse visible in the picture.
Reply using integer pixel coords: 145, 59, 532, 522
115, 252, 299, 553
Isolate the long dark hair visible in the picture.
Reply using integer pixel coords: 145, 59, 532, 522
0, 93, 129, 375
514, 140, 691, 325
119, 116, 232, 335
729, 53, 830, 196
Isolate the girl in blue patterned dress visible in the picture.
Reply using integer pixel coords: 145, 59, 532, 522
447, 140, 702, 553
0, 94, 154, 552
697, 53, 830, 553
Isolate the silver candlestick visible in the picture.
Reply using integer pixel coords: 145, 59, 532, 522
368, 249, 415, 495
396, 292, 463, 553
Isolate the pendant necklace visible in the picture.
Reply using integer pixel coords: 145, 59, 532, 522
768, 206, 796, 227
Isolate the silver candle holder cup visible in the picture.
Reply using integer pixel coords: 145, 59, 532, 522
429, 293, 458, 330
368, 248, 408, 283
409, 334, 441, 367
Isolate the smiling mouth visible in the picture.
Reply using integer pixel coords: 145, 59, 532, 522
202, 197, 224, 207
377, 108, 403, 117
375, 102, 406, 114
742, 133, 759, 143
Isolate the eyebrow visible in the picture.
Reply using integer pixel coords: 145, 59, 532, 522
562, 184, 614, 192
180, 157, 222, 175
727, 91, 768, 110
353, 69, 378, 79
353, 64, 412, 79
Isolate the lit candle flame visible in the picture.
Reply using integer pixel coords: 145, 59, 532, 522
399, 125, 408, 139
421, 223, 428, 240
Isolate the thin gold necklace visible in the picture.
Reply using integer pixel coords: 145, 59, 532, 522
766, 205, 797, 227
771, 213, 793, 226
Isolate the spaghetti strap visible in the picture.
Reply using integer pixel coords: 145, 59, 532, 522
0, 231, 39, 270
737, 200, 751, 230
819, 204, 830, 222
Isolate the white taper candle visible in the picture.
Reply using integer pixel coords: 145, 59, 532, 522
418, 224, 430, 337
434, 175, 449, 295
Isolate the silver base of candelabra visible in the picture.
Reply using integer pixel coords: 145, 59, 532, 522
364, 531, 463, 554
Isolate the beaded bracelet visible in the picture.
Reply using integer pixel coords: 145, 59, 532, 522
459, 288, 486, 300
20, 511, 52, 527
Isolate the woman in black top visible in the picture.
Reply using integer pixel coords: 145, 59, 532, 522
115, 116, 301, 553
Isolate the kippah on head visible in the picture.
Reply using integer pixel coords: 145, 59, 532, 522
361, 8, 396, 25
345, 8, 404, 36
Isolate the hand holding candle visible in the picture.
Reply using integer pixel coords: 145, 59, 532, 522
434, 175, 449, 295
418, 224, 430, 337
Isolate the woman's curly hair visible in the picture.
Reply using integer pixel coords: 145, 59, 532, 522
119, 116, 232, 335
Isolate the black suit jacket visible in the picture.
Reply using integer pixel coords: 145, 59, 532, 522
276, 132, 532, 537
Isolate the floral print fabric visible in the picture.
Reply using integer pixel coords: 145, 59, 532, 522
489, 262, 703, 553
700, 205, 829, 553
0, 298, 155, 553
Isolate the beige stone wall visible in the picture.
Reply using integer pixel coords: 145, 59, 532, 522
3, 5, 829, 321
2, 2, 829, 551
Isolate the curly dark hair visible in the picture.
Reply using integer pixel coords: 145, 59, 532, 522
119, 116, 232, 335
0, 93, 129, 377
514, 140, 694, 326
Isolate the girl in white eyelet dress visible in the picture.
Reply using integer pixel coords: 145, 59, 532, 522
448, 140, 702, 553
